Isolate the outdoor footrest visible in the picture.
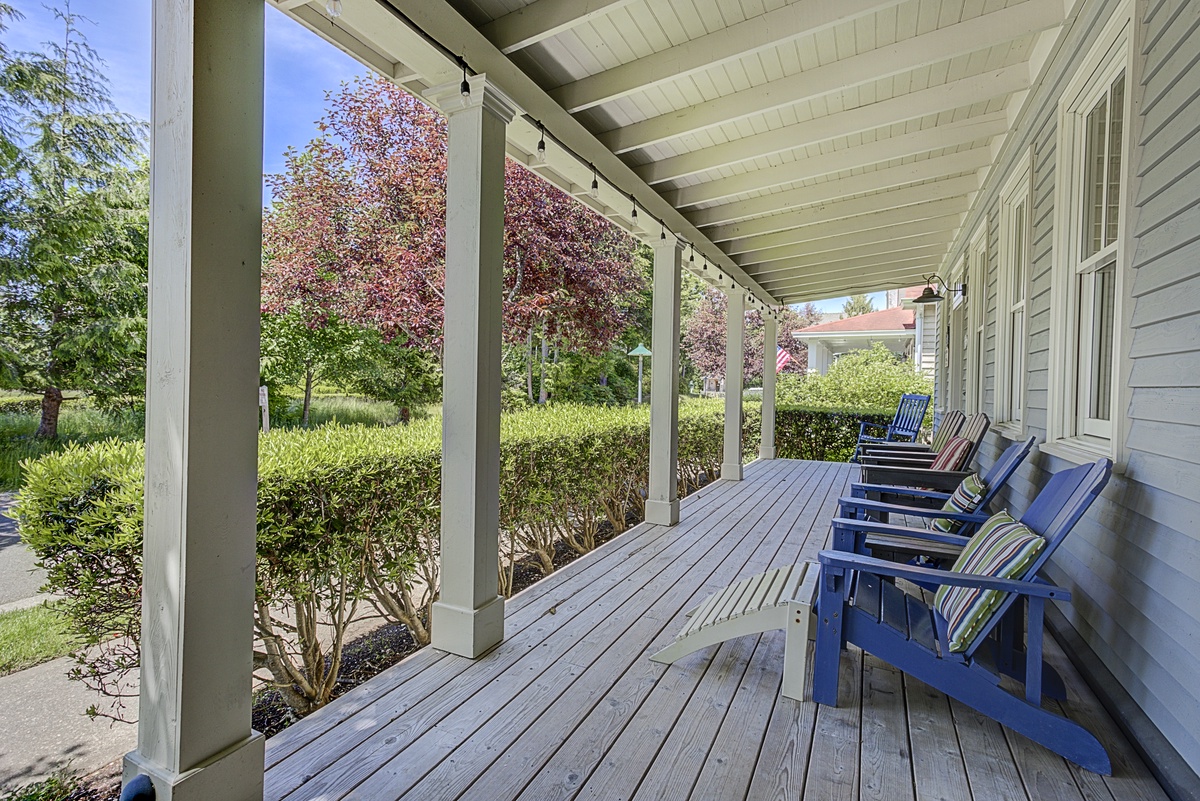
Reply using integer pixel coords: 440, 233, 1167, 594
650, 561, 818, 701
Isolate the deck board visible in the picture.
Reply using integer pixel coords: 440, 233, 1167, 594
264, 459, 1171, 801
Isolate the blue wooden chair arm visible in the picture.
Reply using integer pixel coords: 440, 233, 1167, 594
859, 464, 970, 492
857, 452, 939, 467
836, 498, 990, 525
850, 482, 953, 502
817, 550, 1071, 600
830, 516, 973, 548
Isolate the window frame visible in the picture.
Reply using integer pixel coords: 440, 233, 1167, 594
995, 150, 1033, 435
966, 226, 987, 415
1047, 3, 1132, 463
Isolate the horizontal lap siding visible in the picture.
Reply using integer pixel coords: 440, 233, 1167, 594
967, 0, 1200, 777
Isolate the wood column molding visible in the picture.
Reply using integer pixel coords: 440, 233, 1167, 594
723, 290, 746, 480
761, 315, 777, 460
645, 238, 684, 526
426, 74, 518, 658
125, 1, 266, 798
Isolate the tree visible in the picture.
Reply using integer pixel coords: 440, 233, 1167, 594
777, 341, 932, 409
841, 294, 876, 317
681, 290, 822, 383
0, 3, 147, 438
262, 76, 643, 399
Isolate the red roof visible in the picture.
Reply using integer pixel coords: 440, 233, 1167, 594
796, 307, 916, 334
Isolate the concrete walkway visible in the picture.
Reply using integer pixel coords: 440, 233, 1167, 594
0, 492, 47, 607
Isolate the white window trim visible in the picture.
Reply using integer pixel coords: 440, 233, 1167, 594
994, 149, 1033, 438
1047, 1, 1133, 464
947, 256, 967, 412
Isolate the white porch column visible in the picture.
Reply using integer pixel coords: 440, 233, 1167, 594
125, 1, 265, 799
723, 291, 745, 480
761, 315, 777, 460
645, 238, 684, 526
427, 75, 517, 658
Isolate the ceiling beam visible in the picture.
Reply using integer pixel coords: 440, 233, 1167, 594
548, 0, 907, 113
736, 223, 960, 269
753, 246, 951, 287
638, 66, 1029, 185
479, 0, 639, 55
694, 163, 981, 234
778, 267, 939, 301
597, 0, 1064, 154
666, 114, 1006, 208
723, 196, 970, 254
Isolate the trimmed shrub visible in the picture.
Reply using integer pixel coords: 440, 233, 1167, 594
775, 405, 893, 461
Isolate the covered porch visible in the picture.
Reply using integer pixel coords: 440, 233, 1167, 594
261, 459, 1166, 801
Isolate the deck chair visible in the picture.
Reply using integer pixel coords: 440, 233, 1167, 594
859, 412, 990, 469
813, 458, 1114, 774
856, 426, 989, 493
852, 393, 930, 462
858, 409, 964, 458
838, 436, 1037, 557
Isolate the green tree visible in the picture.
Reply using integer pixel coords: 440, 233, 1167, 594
0, 3, 147, 438
776, 342, 931, 413
841, 294, 876, 318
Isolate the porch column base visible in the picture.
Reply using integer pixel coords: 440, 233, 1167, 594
122, 732, 264, 801
645, 498, 679, 526
760, 446, 776, 460
722, 463, 744, 481
432, 595, 505, 658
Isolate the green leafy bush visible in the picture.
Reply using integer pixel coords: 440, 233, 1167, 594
775, 405, 893, 461
777, 342, 932, 413
14, 401, 730, 716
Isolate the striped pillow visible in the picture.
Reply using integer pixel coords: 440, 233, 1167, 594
934, 511, 1045, 653
929, 473, 988, 534
929, 436, 972, 471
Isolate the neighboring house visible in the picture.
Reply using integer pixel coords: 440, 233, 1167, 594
792, 287, 937, 376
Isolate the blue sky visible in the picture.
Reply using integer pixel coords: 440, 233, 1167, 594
3, 1, 882, 310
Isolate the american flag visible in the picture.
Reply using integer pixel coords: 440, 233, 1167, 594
775, 346, 792, 373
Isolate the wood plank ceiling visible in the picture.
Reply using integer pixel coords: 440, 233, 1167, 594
275, 0, 1064, 304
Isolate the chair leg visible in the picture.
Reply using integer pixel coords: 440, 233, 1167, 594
812, 570, 846, 706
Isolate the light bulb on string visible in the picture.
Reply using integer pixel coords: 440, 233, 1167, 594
535, 123, 546, 163
325, 0, 342, 17
630, 194, 638, 226
659, 221, 666, 241
459, 59, 470, 97
588, 164, 599, 198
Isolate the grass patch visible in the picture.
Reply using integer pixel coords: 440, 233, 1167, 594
0, 772, 78, 801
0, 603, 80, 676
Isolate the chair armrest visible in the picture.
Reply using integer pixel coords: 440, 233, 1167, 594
859, 442, 933, 453
830, 516, 973, 547
817, 550, 1070, 600
859, 465, 970, 492
836, 498, 989, 525
850, 483, 952, 502
858, 453, 940, 467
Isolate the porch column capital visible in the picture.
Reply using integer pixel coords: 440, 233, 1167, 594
425, 73, 520, 123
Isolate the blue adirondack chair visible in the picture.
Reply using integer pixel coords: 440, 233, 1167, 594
841, 436, 1037, 540
813, 458, 1114, 774
852, 393, 930, 462
859, 412, 990, 469
857, 408, 965, 458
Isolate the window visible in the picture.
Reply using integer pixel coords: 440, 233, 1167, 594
996, 153, 1032, 430
1049, 7, 1130, 456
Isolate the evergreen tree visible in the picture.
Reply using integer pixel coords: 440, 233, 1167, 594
841, 294, 876, 318
0, 3, 147, 438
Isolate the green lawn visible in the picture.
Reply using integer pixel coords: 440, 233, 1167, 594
0, 603, 79, 676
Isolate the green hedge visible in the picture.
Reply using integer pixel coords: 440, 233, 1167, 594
775, 404, 893, 462
13, 398, 873, 715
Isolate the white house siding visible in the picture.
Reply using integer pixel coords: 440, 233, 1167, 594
944, 0, 1200, 782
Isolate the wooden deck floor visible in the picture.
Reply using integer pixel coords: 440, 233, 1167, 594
263, 459, 1169, 801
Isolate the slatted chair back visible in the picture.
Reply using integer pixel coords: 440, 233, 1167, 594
953, 458, 1112, 660
890, 394, 930, 440
929, 410, 966, 453
974, 436, 1037, 511
956, 412, 990, 464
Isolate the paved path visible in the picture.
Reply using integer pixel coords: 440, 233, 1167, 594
0, 657, 137, 787
0, 492, 46, 607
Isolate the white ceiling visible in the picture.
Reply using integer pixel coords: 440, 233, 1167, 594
274, 0, 1065, 304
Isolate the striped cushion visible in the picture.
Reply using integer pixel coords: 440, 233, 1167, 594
929, 473, 988, 534
929, 436, 972, 471
934, 511, 1046, 653
931, 410, 966, 453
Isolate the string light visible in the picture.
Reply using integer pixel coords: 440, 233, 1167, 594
459, 58, 471, 97
689, 245, 695, 267
660, 220, 666, 241
535, 123, 546, 163
630, 193, 638, 226
325, 0, 342, 17
588, 164, 599, 198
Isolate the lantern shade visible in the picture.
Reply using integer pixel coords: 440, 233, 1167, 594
628, 343, 652, 357
913, 285, 943, 304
